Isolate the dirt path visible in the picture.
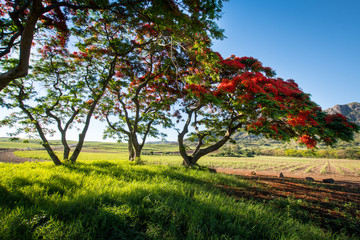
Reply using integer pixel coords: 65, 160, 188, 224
0, 150, 47, 163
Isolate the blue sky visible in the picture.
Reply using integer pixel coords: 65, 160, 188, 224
1, 0, 359, 142
212, 0, 360, 110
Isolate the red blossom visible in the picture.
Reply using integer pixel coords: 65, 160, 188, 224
298, 135, 317, 148
186, 84, 209, 97
269, 124, 279, 134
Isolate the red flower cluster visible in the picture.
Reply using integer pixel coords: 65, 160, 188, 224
324, 113, 355, 129
186, 84, 209, 97
218, 78, 237, 93
298, 135, 317, 148
287, 110, 318, 127
220, 56, 265, 71
0, 3, 11, 17
269, 124, 279, 134
325, 113, 347, 124
219, 59, 245, 69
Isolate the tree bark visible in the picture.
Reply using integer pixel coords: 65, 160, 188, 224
128, 133, 143, 162
62, 134, 70, 160
128, 138, 135, 161
19, 106, 62, 165
178, 110, 196, 166
178, 110, 243, 167
0, 0, 42, 91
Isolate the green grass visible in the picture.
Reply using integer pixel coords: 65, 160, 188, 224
82, 141, 179, 153
15, 150, 130, 162
0, 160, 355, 240
0, 138, 180, 153
0, 138, 44, 149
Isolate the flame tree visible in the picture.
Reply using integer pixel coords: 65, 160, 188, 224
101, 48, 178, 161
0, 35, 118, 165
0, 0, 226, 91
0, 0, 227, 165
176, 54, 359, 166
99, 17, 212, 161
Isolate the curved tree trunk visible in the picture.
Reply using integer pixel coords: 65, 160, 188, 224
128, 139, 135, 161
41, 141, 62, 166
180, 134, 232, 167
178, 110, 243, 167
0, 0, 42, 91
18, 100, 62, 165
129, 135, 143, 163
62, 139, 70, 161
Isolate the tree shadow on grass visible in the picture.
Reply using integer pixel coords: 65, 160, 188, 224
64, 161, 249, 191
0, 183, 332, 240
0, 162, 344, 240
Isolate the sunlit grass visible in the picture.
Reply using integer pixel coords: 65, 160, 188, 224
0, 160, 350, 239
0, 137, 180, 152
14, 150, 129, 162
0, 139, 42, 149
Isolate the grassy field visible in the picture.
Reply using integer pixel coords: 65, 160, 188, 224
1, 158, 359, 239
0, 137, 179, 153
0, 138, 44, 149
14, 150, 360, 178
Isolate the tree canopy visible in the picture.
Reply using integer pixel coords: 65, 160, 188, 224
176, 53, 359, 166
0, 0, 225, 91
0, 0, 358, 166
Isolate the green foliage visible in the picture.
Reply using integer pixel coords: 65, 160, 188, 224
0, 160, 350, 239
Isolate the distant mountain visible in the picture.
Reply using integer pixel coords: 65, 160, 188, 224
324, 102, 360, 125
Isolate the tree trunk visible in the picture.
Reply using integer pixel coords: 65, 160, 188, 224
60, 132, 70, 160
70, 88, 110, 163
0, 0, 42, 91
63, 145, 70, 161
69, 133, 85, 163
134, 148, 142, 163
177, 111, 243, 166
182, 156, 195, 167
178, 111, 192, 164
128, 139, 135, 161
129, 143, 142, 163
41, 141, 62, 166
126, 128, 143, 163
19, 103, 62, 165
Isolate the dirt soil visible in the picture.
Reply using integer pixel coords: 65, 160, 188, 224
0, 150, 47, 163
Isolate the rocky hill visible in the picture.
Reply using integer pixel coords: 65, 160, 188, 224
324, 102, 360, 125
